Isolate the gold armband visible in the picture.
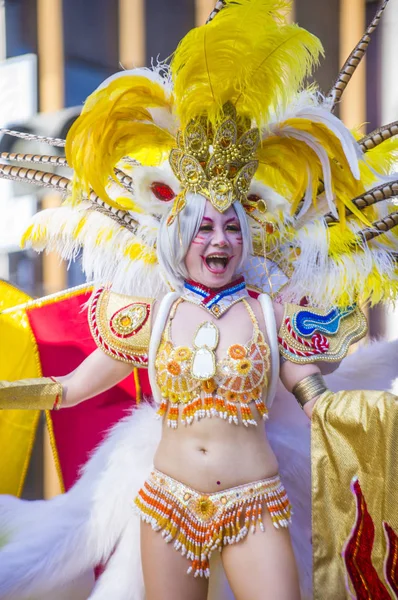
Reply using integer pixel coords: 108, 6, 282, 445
0, 377, 63, 410
292, 373, 328, 409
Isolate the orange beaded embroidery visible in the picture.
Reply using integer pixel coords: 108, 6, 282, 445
135, 469, 292, 578
155, 299, 270, 427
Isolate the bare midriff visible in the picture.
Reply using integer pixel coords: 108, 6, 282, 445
154, 412, 279, 493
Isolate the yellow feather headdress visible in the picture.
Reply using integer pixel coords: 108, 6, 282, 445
5, 0, 397, 307
172, 0, 323, 127
66, 73, 175, 208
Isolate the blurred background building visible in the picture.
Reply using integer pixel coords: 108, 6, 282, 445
0, 0, 397, 496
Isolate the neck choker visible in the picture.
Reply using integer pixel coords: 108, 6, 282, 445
182, 277, 248, 317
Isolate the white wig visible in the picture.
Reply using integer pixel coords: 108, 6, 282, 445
157, 194, 253, 291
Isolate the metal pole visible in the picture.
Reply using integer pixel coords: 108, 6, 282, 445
339, 0, 366, 131
37, 0, 65, 500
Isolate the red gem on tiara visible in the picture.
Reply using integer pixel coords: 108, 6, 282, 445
151, 182, 176, 201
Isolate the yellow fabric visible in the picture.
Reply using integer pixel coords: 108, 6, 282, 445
0, 281, 41, 496
133, 367, 141, 404
44, 409, 65, 494
312, 389, 398, 599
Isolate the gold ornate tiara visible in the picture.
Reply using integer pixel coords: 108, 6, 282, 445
167, 102, 260, 224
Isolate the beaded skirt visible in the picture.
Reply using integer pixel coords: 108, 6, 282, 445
135, 469, 292, 578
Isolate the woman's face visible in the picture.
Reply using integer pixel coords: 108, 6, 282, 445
184, 201, 243, 288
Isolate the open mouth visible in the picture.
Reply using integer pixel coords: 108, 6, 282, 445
202, 254, 231, 274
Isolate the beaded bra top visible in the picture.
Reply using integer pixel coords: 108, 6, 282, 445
155, 299, 270, 428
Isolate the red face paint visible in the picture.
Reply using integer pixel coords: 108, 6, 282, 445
184, 202, 243, 288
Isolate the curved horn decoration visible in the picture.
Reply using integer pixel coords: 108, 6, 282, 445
0, 163, 71, 191
206, 0, 226, 24
325, 180, 398, 224
0, 163, 140, 235
1, 153, 137, 201
0, 128, 66, 148
357, 210, 398, 243
358, 121, 398, 152
79, 190, 140, 234
86, 204, 139, 235
114, 168, 135, 195
0, 152, 69, 167
84, 190, 139, 232
121, 156, 140, 168
326, 0, 390, 110
1, 151, 137, 197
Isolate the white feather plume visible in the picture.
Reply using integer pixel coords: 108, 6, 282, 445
1, 339, 396, 599
23, 205, 169, 298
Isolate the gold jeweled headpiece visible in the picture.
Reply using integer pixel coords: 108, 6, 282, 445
167, 102, 260, 224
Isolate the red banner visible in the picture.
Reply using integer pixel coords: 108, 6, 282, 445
26, 286, 151, 491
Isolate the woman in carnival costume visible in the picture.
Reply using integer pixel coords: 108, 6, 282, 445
0, 1, 398, 598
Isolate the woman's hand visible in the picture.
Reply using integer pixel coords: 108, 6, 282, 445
57, 348, 134, 408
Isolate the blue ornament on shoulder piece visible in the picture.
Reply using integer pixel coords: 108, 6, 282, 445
292, 305, 356, 338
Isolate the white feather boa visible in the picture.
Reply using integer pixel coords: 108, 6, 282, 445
0, 339, 397, 600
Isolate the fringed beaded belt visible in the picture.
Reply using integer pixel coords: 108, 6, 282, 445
134, 469, 292, 578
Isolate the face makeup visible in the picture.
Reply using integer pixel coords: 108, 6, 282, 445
185, 201, 243, 289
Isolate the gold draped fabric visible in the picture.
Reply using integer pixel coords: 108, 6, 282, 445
312, 389, 398, 599
0, 281, 41, 496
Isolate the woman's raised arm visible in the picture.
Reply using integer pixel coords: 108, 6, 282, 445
57, 348, 134, 407
0, 349, 134, 411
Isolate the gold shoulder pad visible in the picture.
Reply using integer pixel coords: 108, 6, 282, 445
88, 287, 154, 367
278, 303, 367, 364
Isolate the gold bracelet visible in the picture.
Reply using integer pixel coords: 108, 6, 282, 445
292, 373, 328, 409
0, 377, 63, 410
